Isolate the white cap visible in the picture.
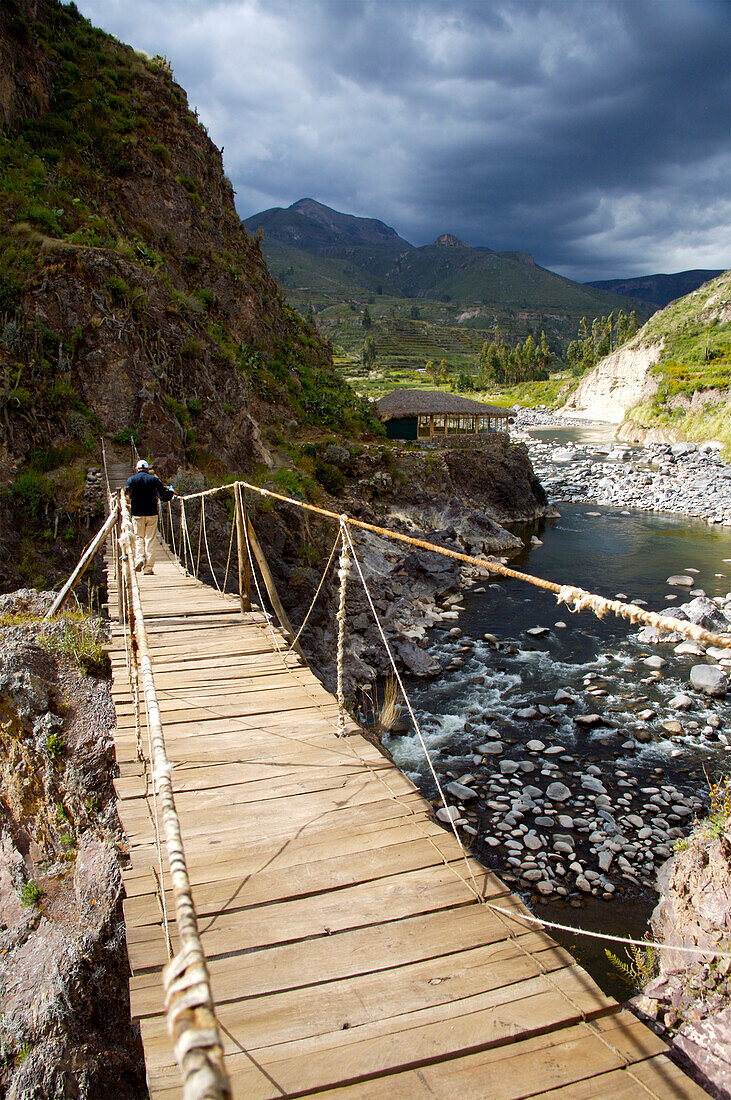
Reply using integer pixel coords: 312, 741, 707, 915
136, 459, 149, 470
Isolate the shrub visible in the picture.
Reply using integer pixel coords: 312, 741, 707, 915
195, 288, 214, 310
20, 881, 43, 908
314, 459, 344, 495
46, 730, 65, 759
112, 426, 140, 446
150, 142, 171, 165
11, 470, 54, 517
40, 620, 109, 677
272, 468, 318, 502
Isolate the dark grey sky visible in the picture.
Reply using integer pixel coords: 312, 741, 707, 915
82, 0, 730, 281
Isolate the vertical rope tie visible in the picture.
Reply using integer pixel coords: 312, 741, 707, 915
335, 518, 351, 737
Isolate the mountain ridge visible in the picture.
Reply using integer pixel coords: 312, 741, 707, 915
586, 270, 725, 309
246, 197, 651, 352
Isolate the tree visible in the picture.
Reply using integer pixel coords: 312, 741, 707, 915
362, 334, 377, 370
538, 331, 553, 372
362, 306, 372, 330
425, 359, 439, 386
523, 334, 536, 371
439, 358, 451, 386
305, 303, 315, 326
410, 305, 420, 319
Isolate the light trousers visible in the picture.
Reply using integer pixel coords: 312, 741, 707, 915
133, 514, 158, 571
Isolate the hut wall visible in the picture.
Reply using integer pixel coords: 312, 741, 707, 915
386, 416, 418, 440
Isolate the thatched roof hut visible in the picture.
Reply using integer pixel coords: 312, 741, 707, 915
375, 389, 514, 440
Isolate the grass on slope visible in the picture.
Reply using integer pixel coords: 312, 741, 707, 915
621, 271, 731, 455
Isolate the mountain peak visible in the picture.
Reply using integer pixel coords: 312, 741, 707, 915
434, 233, 469, 248
245, 198, 413, 253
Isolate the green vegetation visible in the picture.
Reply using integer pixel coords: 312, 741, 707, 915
565, 310, 638, 377
46, 729, 65, 759
604, 942, 657, 991
255, 227, 651, 368
40, 617, 109, 677
19, 881, 43, 908
617, 272, 731, 455
477, 328, 553, 385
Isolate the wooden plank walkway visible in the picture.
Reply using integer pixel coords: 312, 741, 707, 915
106, 526, 706, 1098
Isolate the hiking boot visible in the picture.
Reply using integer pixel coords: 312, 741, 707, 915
135, 561, 144, 572
143, 568, 154, 575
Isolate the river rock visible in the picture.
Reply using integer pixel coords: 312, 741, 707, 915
526, 739, 546, 752
683, 596, 730, 632
397, 640, 441, 677
526, 626, 550, 638
546, 782, 571, 802
574, 713, 604, 728
689, 664, 728, 696
436, 806, 462, 823
669, 693, 694, 710
445, 781, 478, 802
667, 575, 695, 587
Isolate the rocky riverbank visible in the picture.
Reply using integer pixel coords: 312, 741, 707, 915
514, 410, 731, 527
0, 591, 146, 1100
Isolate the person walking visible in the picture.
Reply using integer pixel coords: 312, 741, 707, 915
124, 459, 176, 574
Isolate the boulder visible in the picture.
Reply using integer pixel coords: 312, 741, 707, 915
397, 641, 441, 677
689, 664, 728, 697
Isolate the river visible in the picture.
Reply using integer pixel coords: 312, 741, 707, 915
385, 429, 731, 998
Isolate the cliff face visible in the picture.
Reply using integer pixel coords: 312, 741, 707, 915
632, 825, 731, 1099
0, 591, 146, 1099
560, 335, 663, 423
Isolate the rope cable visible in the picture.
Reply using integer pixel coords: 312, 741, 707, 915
335, 520, 350, 737
201, 498, 222, 593
222, 511, 236, 594
342, 522, 481, 898
175, 479, 731, 652
195, 502, 203, 579
285, 525, 343, 658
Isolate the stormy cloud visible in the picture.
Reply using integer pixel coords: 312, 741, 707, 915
80, 0, 730, 280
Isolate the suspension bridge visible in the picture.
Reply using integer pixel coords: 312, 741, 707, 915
85, 455, 725, 1098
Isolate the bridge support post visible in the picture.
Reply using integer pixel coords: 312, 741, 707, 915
234, 483, 251, 612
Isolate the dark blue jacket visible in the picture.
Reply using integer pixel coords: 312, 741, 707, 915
125, 471, 175, 516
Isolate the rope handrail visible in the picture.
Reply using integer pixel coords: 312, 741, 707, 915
117, 490, 232, 1100
172, 478, 731, 651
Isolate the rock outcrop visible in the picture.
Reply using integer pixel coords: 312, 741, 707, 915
560, 335, 663, 423
0, 591, 146, 1099
632, 824, 731, 1099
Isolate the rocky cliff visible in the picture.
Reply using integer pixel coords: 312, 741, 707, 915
0, 590, 146, 1099
632, 821, 731, 1099
560, 335, 663, 423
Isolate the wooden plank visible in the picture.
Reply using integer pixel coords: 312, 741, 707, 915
311, 1014, 669, 1099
